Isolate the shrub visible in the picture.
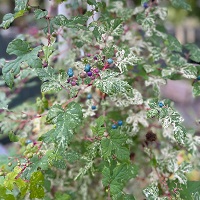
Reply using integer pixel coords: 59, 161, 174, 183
0, 0, 200, 199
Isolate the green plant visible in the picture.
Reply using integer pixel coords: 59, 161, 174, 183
0, 0, 200, 199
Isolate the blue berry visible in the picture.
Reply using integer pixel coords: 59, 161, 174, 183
158, 102, 164, 108
67, 68, 74, 77
87, 94, 92, 99
112, 124, 117, 129
91, 105, 96, 110
84, 64, 91, 72
26, 139, 32, 145
118, 120, 123, 126
197, 76, 200, 80
107, 58, 113, 64
143, 2, 148, 9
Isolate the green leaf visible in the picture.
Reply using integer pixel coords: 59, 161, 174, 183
115, 146, 130, 162
14, 0, 28, 12
34, 9, 48, 19
0, 185, 15, 200
36, 67, 62, 93
143, 182, 159, 200
173, 125, 186, 145
116, 50, 141, 73
102, 164, 138, 196
43, 45, 54, 62
169, 181, 200, 200
193, 82, 200, 97
41, 102, 83, 149
65, 150, 80, 164
0, 13, 15, 29
4, 166, 21, 190
25, 154, 50, 179
46, 104, 64, 124
101, 138, 112, 157
165, 35, 182, 52
30, 171, 45, 199
91, 116, 106, 136
55, 192, 71, 200
2, 39, 42, 88
101, 129, 128, 159
8, 131, 19, 142
136, 13, 155, 36
94, 70, 132, 95
170, 0, 192, 11
0, 0, 27, 29
0, 92, 9, 110
87, 0, 96, 5
184, 44, 200, 62
147, 109, 159, 118
181, 64, 197, 79
15, 178, 28, 197
52, 14, 69, 26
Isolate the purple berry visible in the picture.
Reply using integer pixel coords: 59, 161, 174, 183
94, 68, 99, 73
71, 81, 76, 86
87, 71, 92, 76
143, 2, 148, 9
93, 56, 98, 60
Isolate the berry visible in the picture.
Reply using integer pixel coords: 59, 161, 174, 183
71, 81, 76, 86
8, 162, 12, 167
107, 58, 113, 64
146, 131, 157, 142
67, 68, 74, 77
93, 68, 99, 74
118, 120, 123, 126
158, 102, 164, 108
84, 64, 91, 72
197, 76, 200, 80
91, 76, 95, 80
91, 105, 96, 110
87, 94, 92, 99
80, 72, 87, 78
93, 56, 98, 60
87, 71, 92, 76
27, 153, 33, 159
143, 2, 148, 9
25, 139, 32, 145
112, 124, 117, 129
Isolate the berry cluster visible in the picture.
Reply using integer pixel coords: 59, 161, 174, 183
112, 120, 123, 129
